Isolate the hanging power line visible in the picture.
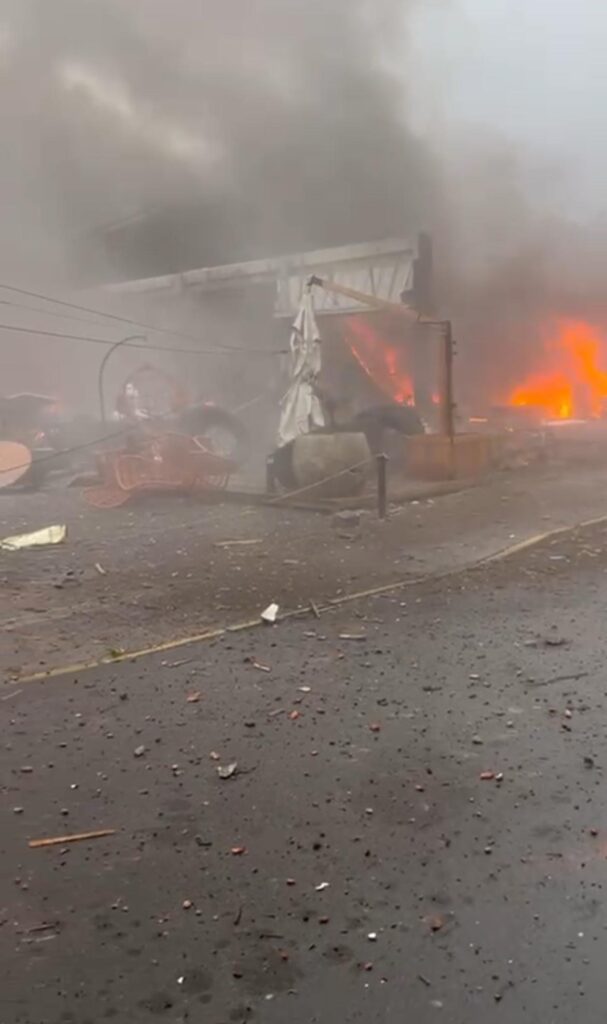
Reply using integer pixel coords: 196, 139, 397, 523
0, 297, 113, 327
0, 280, 269, 353
0, 321, 283, 356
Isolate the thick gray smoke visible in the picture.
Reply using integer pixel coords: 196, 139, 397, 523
0, 0, 439, 283
1, 0, 605, 414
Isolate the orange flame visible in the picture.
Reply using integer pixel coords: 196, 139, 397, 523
509, 320, 607, 420
344, 317, 414, 405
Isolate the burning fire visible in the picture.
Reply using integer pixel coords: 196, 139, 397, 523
344, 316, 414, 405
509, 320, 607, 420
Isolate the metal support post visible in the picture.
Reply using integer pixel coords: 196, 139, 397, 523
376, 453, 388, 519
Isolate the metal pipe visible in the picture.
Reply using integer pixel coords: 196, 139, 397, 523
440, 321, 455, 442
265, 453, 277, 495
98, 334, 146, 424
376, 453, 388, 519
308, 275, 441, 326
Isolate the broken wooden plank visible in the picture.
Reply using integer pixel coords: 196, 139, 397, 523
28, 829, 117, 849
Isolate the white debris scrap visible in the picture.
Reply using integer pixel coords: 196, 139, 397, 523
1, 524, 67, 551
261, 603, 279, 624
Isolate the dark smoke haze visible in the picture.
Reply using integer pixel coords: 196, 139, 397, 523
0, 0, 605, 409
0, 0, 439, 282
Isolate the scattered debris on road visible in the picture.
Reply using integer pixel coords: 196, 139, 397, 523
217, 762, 238, 780
133, 745, 146, 758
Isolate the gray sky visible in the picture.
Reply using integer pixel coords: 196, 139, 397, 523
410, 0, 607, 220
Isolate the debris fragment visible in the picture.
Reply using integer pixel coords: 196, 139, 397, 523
288, 710, 300, 721
369, 723, 381, 733
261, 603, 279, 624
230, 846, 247, 856
310, 600, 321, 620
298, 686, 311, 693
182, 900, 193, 910
332, 510, 361, 529
367, 932, 378, 941
315, 882, 330, 891
584, 756, 596, 769
186, 692, 201, 703
215, 539, 263, 548
479, 771, 496, 781
424, 914, 447, 933
133, 745, 146, 758
244, 657, 271, 672
28, 829, 116, 849
94, 562, 107, 576
217, 763, 238, 780
339, 633, 366, 641
1, 524, 67, 551
209, 751, 220, 761
26, 921, 61, 935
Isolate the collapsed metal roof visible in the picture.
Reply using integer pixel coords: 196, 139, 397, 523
105, 237, 420, 318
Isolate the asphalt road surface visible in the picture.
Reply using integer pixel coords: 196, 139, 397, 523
3, 521, 607, 1023
5, 461, 607, 678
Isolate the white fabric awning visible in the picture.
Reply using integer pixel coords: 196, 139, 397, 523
277, 291, 325, 447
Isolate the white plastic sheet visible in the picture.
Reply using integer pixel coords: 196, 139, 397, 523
277, 290, 325, 447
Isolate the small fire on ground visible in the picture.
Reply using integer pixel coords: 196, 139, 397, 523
508, 320, 607, 421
